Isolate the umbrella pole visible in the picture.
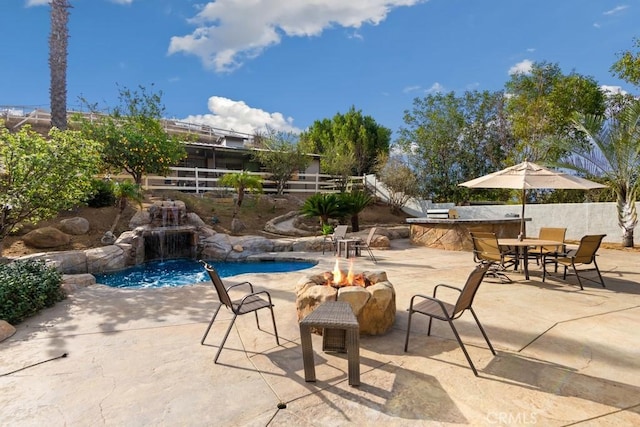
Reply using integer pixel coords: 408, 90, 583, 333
520, 189, 526, 238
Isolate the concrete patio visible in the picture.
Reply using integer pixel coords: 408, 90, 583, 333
1, 239, 640, 426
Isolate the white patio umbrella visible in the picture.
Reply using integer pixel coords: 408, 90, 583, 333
459, 161, 607, 237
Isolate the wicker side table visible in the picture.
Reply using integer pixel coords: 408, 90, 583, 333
299, 301, 360, 386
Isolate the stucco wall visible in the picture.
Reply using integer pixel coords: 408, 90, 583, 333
417, 202, 636, 244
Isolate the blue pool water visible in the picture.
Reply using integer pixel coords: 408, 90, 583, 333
95, 258, 317, 289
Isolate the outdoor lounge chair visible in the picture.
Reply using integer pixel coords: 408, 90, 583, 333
199, 260, 280, 363
470, 231, 517, 283
403, 263, 495, 376
542, 234, 607, 289
352, 227, 377, 263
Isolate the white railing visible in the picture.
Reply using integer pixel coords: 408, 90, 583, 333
109, 167, 364, 195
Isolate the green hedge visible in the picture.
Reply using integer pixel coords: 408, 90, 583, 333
0, 260, 65, 325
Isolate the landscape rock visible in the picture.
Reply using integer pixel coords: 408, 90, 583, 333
61, 273, 96, 293
230, 218, 246, 234
0, 320, 16, 342
59, 217, 90, 235
85, 245, 126, 273
128, 210, 151, 228
23, 227, 70, 249
101, 231, 116, 245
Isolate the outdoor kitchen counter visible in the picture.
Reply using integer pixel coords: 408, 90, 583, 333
407, 217, 529, 251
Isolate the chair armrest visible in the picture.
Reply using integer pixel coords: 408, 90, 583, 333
433, 283, 462, 297
238, 290, 273, 307
226, 281, 255, 293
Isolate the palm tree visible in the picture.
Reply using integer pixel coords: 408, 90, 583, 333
338, 191, 372, 232
49, 0, 71, 130
569, 101, 640, 247
300, 193, 342, 228
219, 171, 263, 214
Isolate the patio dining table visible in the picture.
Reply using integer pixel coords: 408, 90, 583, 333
498, 238, 564, 280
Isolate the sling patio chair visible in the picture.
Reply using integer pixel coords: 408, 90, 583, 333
199, 260, 280, 363
351, 227, 378, 263
470, 231, 517, 283
530, 227, 566, 268
323, 225, 349, 254
542, 234, 607, 290
403, 263, 496, 376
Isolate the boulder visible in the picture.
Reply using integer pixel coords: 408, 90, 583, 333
0, 320, 16, 342
186, 212, 206, 228
128, 210, 151, 228
85, 245, 126, 273
230, 217, 246, 234
200, 233, 233, 260
59, 217, 90, 235
23, 227, 70, 249
61, 273, 96, 293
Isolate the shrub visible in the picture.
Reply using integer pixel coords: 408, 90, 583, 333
0, 260, 65, 325
86, 179, 116, 208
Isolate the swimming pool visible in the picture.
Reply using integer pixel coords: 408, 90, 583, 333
94, 258, 317, 289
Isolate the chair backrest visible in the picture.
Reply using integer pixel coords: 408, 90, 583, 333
453, 263, 491, 316
333, 225, 348, 240
365, 227, 377, 245
470, 231, 503, 263
573, 234, 606, 263
538, 227, 566, 251
199, 260, 233, 309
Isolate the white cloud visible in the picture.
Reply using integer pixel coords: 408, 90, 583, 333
603, 5, 628, 16
600, 85, 627, 95
181, 96, 301, 134
508, 59, 533, 76
168, 0, 425, 73
402, 85, 421, 93
426, 82, 445, 94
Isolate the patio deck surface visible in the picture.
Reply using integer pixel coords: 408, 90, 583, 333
1, 239, 640, 426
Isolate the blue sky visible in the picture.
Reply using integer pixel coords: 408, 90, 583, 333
1, 0, 638, 137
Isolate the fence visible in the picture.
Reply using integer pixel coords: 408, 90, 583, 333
110, 167, 364, 195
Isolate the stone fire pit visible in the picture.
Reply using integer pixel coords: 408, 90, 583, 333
295, 268, 396, 335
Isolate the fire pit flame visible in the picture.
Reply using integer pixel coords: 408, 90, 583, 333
321, 258, 370, 288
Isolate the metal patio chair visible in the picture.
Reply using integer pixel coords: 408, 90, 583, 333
542, 234, 607, 289
404, 263, 495, 376
352, 227, 378, 263
470, 231, 517, 283
199, 260, 280, 363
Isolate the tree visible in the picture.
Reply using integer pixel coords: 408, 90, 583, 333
0, 124, 101, 255
300, 106, 391, 176
219, 171, 263, 214
566, 101, 640, 247
251, 129, 310, 195
49, 0, 71, 130
505, 61, 606, 163
611, 37, 640, 88
375, 154, 419, 214
76, 85, 187, 185
110, 180, 144, 233
396, 90, 513, 204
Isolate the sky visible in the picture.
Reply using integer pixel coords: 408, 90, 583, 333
1, 0, 638, 138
